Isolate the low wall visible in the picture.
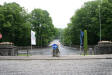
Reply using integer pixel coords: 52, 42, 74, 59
0, 45, 17, 56
70, 45, 95, 48
94, 41, 112, 54
94, 45, 112, 54
17, 46, 49, 50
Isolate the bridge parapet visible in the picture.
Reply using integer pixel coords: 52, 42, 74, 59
94, 41, 112, 54
0, 42, 17, 56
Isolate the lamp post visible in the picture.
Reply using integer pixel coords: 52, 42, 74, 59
40, 24, 42, 48
99, 0, 102, 41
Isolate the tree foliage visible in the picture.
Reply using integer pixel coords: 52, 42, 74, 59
0, 2, 31, 46
30, 9, 55, 47
0, 3, 56, 46
62, 0, 112, 45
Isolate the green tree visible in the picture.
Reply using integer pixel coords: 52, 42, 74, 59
0, 2, 31, 46
54, 28, 63, 39
63, 0, 112, 46
30, 9, 55, 47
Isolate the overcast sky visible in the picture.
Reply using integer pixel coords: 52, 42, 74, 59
0, 0, 94, 28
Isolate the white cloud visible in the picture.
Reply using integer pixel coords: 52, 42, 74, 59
0, 0, 94, 28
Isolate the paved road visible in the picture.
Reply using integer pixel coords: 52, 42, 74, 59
19, 40, 80, 55
29, 45, 80, 55
0, 59, 112, 75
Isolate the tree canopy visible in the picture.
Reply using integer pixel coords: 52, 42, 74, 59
0, 2, 31, 46
0, 3, 56, 46
62, 0, 112, 45
30, 9, 55, 47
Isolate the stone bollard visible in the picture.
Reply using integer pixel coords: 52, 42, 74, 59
88, 48, 94, 55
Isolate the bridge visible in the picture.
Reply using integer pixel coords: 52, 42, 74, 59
0, 39, 112, 75
0, 55, 112, 75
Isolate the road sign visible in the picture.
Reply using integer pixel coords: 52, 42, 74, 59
0, 33, 2, 39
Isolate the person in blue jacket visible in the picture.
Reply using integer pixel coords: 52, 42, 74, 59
52, 44, 60, 57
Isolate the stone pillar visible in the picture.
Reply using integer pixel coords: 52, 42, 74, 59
94, 41, 112, 54
0, 42, 17, 56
